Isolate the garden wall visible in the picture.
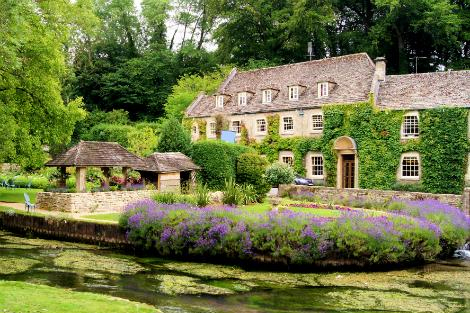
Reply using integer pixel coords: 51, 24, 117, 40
36, 190, 157, 213
279, 185, 470, 214
0, 212, 129, 247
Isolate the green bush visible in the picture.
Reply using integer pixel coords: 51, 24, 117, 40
236, 153, 270, 202
222, 178, 242, 205
195, 183, 211, 207
82, 123, 134, 147
157, 117, 192, 155
265, 162, 295, 187
239, 184, 257, 205
153, 192, 196, 205
191, 140, 254, 189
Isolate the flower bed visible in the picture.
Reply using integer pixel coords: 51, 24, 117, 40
120, 199, 470, 266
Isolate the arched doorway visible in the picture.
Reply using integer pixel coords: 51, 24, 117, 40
334, 136, 358, 188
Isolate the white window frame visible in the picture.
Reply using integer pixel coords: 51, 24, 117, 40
238, 92, 247, 106
208, 121, 216, 138
311, 154, 324, 179
311, 114, 323, 132
289, 86, 299, 101
256, 118, 267, 134
279, 151, 294, 167
282, 116, 294, 133
192, 125, 198, 135
318, 82, 329, 98
262, 90, 272, 103
399, 152, 420, 180
401, 112, 419, 139
231, 120, 241, 135
216, 95, 224, 108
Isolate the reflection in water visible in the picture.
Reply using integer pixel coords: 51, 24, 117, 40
0, 231, 469, 313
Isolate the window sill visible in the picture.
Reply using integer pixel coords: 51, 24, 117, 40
311, 175, 324, 180
281, 131, 295, 135
311, 129, 323, 134
399, 176, 420, 181
401, 135, 419, 140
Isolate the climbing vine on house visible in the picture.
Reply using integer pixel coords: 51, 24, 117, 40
256, 101, 469, 194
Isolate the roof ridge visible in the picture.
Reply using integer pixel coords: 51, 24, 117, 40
238, 53, 372, 74
386, 70, 470, 78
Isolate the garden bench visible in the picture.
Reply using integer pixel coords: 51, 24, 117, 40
24, 193, 36, 213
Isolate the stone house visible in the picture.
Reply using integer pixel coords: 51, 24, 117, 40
185, 53, 470, 190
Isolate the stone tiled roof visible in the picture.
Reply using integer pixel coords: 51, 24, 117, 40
186, 53, 376, 117
136, 152, 200, 173
45, 141, 147, 168
377, 71, 470, 109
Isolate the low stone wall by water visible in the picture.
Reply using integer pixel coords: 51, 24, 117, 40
279, 185, 468, 213
0, 212, 129, 247
36, 190, 156, 213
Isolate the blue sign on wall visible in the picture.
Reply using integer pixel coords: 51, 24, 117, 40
221, 130, 236, 143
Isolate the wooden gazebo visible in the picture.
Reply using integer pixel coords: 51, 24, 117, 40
45, 141, 147, 192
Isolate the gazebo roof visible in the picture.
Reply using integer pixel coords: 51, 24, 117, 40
136, 152, 200, 173
45, 141, 147, 168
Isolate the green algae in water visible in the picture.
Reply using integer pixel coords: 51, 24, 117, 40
152, 274, 234, 295
0, 256, 40, 275
54, 250, 147, 275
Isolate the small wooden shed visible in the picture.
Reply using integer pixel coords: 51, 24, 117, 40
45, 141, 147, 192
135, 152, 200, 192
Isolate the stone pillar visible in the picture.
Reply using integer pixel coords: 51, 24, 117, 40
101, 167, 110, 187
463, 188, 470, 215
76, 167, 87, 193
58, 167, 67, 188
122, 167, 130, 188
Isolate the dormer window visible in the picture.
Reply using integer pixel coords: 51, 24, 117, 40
318, 82, 328, 98
238, 92, 247, 106
216, 95, 224, 108
263, 90, 272, 103
289, 86, 299, 101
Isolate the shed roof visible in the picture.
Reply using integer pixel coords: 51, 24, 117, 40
136, 152, 200, 173
45, 141, 147, 168
377, 71, 470, 109
186, 53, 376, 117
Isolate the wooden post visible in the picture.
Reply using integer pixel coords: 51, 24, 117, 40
58, 167, 67, 188
76, 167, 87, 193
122, 167, 130, 188
101, 167, 110, 187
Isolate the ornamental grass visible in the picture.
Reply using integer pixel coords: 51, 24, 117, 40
119, 199, 470, 266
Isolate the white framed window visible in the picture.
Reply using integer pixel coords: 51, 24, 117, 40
399, 153, 420, 180
279, 151, 294, 167
311, 155, 324, 178
289, 86, 299, 101
282, 116, 294, 132
215, 95, 224, 108
312, 114, 323, 132
231, 121, 241, 134
401, 112, 419, 138
262, 90, 272, 103
208, 122, 216, 137
238, 92, 247, 106
192, 125, 198, 135
318, 82, 328, 98
256, 119, 267, 133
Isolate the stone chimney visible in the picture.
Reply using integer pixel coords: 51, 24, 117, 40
374, 57, 386, 81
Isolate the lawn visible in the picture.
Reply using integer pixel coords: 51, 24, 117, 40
80, 213, 120, 223
0, 206, 46, 218
0, 188, 42, 203
0, 281, 159, 313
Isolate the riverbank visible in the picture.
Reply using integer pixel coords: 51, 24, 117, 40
0, 231, 468, 313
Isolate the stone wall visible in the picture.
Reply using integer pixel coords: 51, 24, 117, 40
279, 185, 469, 213
36, 190, 157, 213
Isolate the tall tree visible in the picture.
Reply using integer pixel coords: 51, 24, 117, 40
0, 0, 85, 167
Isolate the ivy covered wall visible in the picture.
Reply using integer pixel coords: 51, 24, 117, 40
255, 101, 469, 194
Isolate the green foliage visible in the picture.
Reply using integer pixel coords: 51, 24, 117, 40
157, 118, 192, 155
194, 183, 211, 207
265, 162, 296, 187
236, 153, 270, 202
222, 178, 242, 205
127, 126, 158, 157
153, 192, 196, 205
191, 141, 254, 189
82, 124, 135, 147
420, 108, 469, 194
165, 66, 231, 119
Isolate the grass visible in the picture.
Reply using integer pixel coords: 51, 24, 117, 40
0, 188, 43, 203
80, 213, 120, 222
0, 206, 46, 218
0, 281, 159, 313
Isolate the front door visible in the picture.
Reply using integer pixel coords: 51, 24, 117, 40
342, 154, 355, 188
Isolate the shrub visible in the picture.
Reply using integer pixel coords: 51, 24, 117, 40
222, 178, 242, 205
265, 162, 295, 187
195, 183, 211, 207
191, 140, 254, 189
240, 184, 257, 205
82, 123, 134, 147
157, 117, 192, 155
236, 153, 270, 202
153, 192, 196, 205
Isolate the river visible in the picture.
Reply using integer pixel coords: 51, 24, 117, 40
0, 231, 468, 312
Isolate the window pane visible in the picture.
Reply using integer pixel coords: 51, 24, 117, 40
283, 117, 294, 131
403, 115, 419, 136
282, 156, 293, 166
256, 119, 266, 132
312, 115, 323, 130
312, 156, 323, 176
232, 121, 241, 134
402, 156, 419, 177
